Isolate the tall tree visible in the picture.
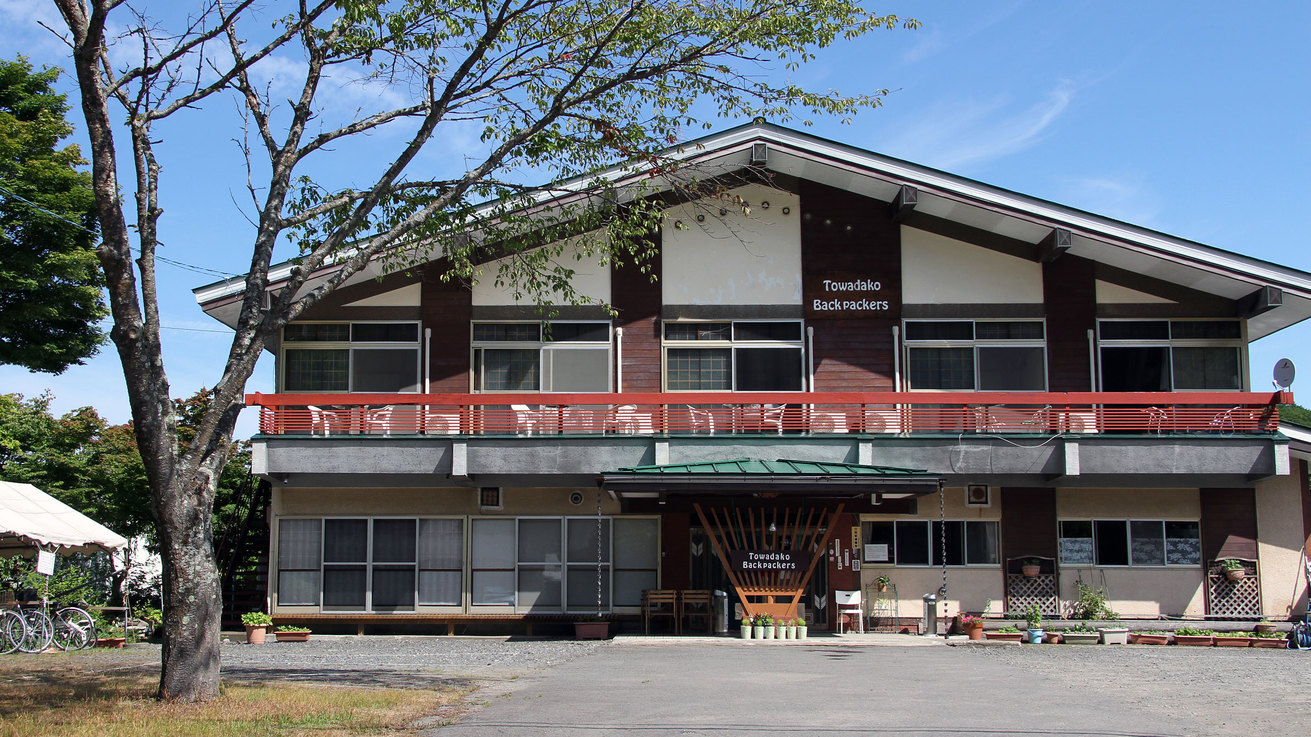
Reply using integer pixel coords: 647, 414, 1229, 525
0, 56, 105, 373
50, 0, 914, 701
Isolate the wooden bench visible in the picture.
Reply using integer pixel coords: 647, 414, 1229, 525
272, 613, 599, 636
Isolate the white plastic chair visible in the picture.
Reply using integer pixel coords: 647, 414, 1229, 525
687, 405, 716, 434
760, 403, 786, 434
510, 404, 539, 436
306, 405, 340, 436
611, 405, 654, 434
835, 589, 864, 634
363, 405, 395, 436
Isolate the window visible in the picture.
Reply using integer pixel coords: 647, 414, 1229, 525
472, 322, 611, 392
1098, 320, 1242, 391
861, 520, 1000, 566
662, 321, 804, 391
276, 519, 321, 606
904, 321, 1046, 391
418, 519, 464, 606
1059, 520, 1201, 566
282, 322, 420, 393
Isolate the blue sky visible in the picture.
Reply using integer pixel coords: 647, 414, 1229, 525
2, 0, 1309, 438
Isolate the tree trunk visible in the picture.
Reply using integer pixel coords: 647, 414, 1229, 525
155, 470, 222, 702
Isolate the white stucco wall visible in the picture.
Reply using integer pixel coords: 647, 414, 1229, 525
901, 227, 1044, 304
661, 184, 802, 305
1255, 472, 1308, 617
471, 236, 612, 306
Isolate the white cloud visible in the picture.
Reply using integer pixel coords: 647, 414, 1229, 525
1053, 173, 1162, 228
881, 81, 1074, 171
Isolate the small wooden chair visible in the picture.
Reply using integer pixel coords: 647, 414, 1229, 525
679, 589, 713, 634
642, 589, 679, 634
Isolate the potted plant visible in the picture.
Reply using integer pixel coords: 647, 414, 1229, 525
1069, 580, 1118, 621
1129, 631, 1169, 645
958, 613, 984, 641
751, 614, 765, 640
785, 618, 797, 640
1024, 604, 1044, 644
741, 616, 752, 640
1220, 558, 1246, 581
796, 617, 808, 640
1174, 627, 1214, 646
1097, 624, 1129, 645
875, 574, 892, 593
1020, 559, 1041, 578
573, 616, 610, 640
1254, 619, 1278, 635
1251, 630, 1286, 648
242, 611, 273, 645
275, 625, 311, 642
762, 614, 775, 640
1213, 630, 1252, 647
95, 621, 127, 648
775, 617, 787, 640
1061, 622, 1101, 645
984, 626, 1023, 642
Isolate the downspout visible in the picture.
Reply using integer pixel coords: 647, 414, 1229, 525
615, 327, 624, 392
424, 327, 432, 393
807, 326, 815, 392
892, 325, 901, 392
1086, 329, 1096, 390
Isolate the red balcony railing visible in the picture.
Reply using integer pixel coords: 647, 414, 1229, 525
246, 391, 1288, 437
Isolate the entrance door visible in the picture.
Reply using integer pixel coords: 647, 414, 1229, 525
690, 526, 830, 625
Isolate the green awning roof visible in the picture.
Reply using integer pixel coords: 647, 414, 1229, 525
600, 458, 940, 496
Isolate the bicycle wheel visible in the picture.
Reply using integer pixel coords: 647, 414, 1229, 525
0, 611, 25, 655
54, 607, 96, 650
18, 610, 52, 653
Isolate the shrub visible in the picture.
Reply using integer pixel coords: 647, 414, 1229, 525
1068, 580, 1118, 620
241, 611, 273, 627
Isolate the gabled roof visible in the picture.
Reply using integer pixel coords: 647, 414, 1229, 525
611, 458, 930, 476
196, 121, 1311, 338
599, 457, 940, 496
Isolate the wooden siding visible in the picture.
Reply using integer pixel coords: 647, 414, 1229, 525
1043, 255, 1096, 392
660, 512, 690, 589
420, 269, 473, 392
612, 234, 662, 392
1000, 488, 1057, 560
800, 180, 900, 391
1200, 488, 1259, 561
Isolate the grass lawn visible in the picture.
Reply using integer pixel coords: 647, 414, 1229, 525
0, 649, 472, 736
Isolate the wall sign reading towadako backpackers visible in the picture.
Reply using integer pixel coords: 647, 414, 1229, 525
731, 550, 811, 572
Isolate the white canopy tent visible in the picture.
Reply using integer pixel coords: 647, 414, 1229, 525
0, 481, 128, 557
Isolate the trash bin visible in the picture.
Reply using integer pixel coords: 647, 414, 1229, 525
922, 593, 938, 636
713, 590, 729, 633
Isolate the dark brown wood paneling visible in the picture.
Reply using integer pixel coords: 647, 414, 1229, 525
800, 180, 900, 391
1042, 255, 1096, 392
611, 234, 662, 392
420, 269, 472, 392
1200, 488, 1259, 561
660, 512, 690, 589
1000, 488, 1057, 560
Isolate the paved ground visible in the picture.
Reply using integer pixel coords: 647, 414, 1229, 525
40, 634, 1311, 736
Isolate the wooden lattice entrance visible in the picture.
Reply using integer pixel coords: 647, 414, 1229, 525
693, 502, 844, 620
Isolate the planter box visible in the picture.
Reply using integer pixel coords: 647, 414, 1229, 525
275, 631, 311, 642
1174, 635, 1213, 646
1252, 637, 1287, 648
1130, 633, 1169, 645
1098, 628, 1129, 645
95, 637, 126, 649
574, 622, 610, 640
1061, 632, 1101, 645
983, 632, 1023, 642
1214, 636, 1252, 647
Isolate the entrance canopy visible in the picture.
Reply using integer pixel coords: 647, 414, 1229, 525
600, 458, 941, 498
0, 481, 128, 556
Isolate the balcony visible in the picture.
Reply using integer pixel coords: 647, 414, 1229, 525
247, 391, 1286, 438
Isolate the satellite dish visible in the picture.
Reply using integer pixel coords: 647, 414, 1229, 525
1273, 358, 1296, 391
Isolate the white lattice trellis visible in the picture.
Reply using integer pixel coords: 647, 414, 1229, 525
1006, 573, 1060, 616
1207, 559, 1261, 617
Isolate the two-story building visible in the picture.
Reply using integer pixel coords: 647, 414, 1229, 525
197, 122, 1311, 634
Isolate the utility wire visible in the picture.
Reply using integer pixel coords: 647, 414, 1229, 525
0, 182, 240, 278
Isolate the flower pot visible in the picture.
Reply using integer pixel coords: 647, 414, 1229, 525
1174, 635, 1213, 646
1224, 568, 1245, 581
1098, 627, 1129, 645
1026, 628, 1044, 644
1214, 635, 1252, 647
963, 622, 984, 641
797, 626, 808, 640
245, 625, 268, 645
574, 622, 610, 640
1254, 622, 1278, 635
1252, 637, 1286, 648
786, 625, 797, 640
983, 632, 1023, 642
1130, 633, 1169, 645
775, 625, 786, 639
752, 626, 764, 639
763, 626, 774, 640
876, 583, 889, 593
1021, 565, 1041, 578
740, 625, 751, 640
275, 630, 311, 642
1043, 632, 1062, 644
95, 637, 126, 649
1061, 632, 1101, 645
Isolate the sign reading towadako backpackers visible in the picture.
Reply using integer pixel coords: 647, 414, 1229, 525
731, 550, 811, 572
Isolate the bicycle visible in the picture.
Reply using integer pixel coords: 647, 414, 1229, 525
0, 609, 27, 654
11, 587, 97, 652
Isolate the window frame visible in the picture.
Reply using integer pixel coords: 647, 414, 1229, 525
660, 319, 806, 392
280, 320, 422, 394
1096, 319, 1245, 392
470, 320, 613, 393
902, 319, 1048, 392
861, 519, 1000, 567
1057, 518, 1202, 568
